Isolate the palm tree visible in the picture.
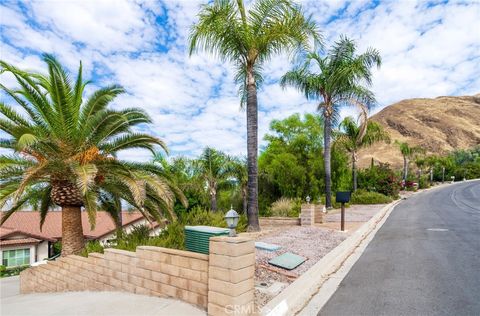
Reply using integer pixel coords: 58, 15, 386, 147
229, 157, 248, 214
281, 36, 381, 208
0, 55, 186, 256
336, 116, 390, 191
396, 141, 425, 183
194, 147, 231, 211
189, 0, 320, 230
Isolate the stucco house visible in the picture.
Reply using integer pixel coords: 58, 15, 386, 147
0, 211, 161, 267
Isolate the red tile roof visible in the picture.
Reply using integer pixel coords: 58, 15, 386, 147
0, 238, 41, 246
0, 211, 154, 242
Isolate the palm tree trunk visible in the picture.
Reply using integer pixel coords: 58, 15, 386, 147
211, 191, 217, 211
116, 211, 123, 238
61, 205, 84, 256
246, 69, 260, 231
242, 186, 247, 214
352, 151, 358, 192
324, 114, 332, 209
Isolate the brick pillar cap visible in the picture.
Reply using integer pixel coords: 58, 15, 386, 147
210, 236, 252, 243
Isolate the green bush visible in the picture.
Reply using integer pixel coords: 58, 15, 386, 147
180, 206, 247, 233
80, 240, 105, 257
357, 163, 400, 198
115, 225, 151, 251
350, 190, 393, 204
81, 207, 248, 255
270, 197, 291, 217
1, 265, 29, 277
147, 221, 185, 250
418, 175, 431, 189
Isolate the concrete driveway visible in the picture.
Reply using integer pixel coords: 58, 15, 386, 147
1, 277, 205, 316
1, 276, 20, 299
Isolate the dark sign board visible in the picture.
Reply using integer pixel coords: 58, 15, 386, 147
336, 191, 351, 203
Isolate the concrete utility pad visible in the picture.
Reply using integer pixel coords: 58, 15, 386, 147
1, 291, 206, 316
269, 252, 306, 270
255, 241, 281, 251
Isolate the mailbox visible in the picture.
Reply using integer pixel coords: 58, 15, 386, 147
336, 191, 351, 204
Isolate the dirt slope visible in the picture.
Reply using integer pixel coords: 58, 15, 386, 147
357, 94, 480, 168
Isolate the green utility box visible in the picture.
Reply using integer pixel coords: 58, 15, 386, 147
184, 226, 230, 254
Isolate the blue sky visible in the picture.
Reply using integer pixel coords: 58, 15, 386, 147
1, 0, 479, 161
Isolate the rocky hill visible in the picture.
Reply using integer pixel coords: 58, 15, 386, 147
357, 94, 480, 168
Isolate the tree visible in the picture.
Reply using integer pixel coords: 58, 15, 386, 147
0, 55, 186, 256
281, 36, 381, 208
395, 141, 425, 183
153, 153, 208, 215
336, 116, 390, 191
194, 147, 231, 212
260, 113, 324, 198
229, 157, 248, 214
189, 0, 320, 231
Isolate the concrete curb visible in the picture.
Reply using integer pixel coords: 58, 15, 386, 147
261, 199, 401, 316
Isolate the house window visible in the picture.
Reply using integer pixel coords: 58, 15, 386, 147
2, 248, 30, 267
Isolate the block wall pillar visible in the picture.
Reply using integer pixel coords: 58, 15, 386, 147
208, 236, 255, 316
314, 204, 325, 224
300, 203, 314, 226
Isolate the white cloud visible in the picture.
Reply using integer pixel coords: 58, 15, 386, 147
1, 0, 479, 162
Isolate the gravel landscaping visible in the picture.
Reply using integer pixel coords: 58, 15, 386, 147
254, 226, 347, 307
254, 203, 390, 308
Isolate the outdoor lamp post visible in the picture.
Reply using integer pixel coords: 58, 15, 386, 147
224, 207, 239, 237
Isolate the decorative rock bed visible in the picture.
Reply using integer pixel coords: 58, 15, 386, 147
254, 203, 388, 308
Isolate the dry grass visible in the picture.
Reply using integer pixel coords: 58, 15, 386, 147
358, 94, 480, 168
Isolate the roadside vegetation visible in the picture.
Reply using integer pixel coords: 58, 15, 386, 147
80, 207, 248, 256
1, 0, 479, 259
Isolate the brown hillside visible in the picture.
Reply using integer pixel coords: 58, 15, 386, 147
357, 94, 480, 168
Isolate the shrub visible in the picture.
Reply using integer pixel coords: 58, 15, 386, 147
358, 163, 401, 198
80, 240, 104, 257
351, 190, 393, 204
147, 221, 185, 250
418, 175, 430, 189
269, 198, 302, 217
80, 207, 248, 255
270, 198, 292, 217
1, 265, 29, 277
115, 225, 151, 252
180, 206, 247, 233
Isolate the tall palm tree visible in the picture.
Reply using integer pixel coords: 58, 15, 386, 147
336, 116, 390, 191
0, 55, 186, 256
281, 36, 381, 208
189, 0, 320, 230
194, 147, 231, 211
396, 141, 425, 183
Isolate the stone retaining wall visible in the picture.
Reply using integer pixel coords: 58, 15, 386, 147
20, 238, 256, 315
20, 246, 209, 308
259, 217, 300, 227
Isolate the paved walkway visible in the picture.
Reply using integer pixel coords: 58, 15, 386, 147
1, 277, 205, 316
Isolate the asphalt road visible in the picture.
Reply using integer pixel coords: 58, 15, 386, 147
320, 181, 480, 316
